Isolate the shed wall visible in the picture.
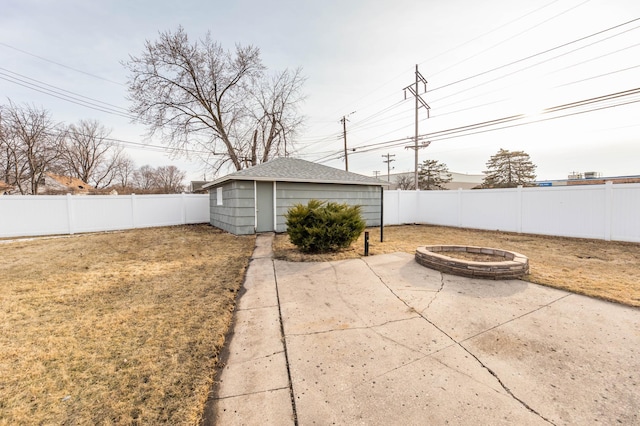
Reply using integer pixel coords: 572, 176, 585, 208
209, 181, 255, 235
275, 182, 382, 232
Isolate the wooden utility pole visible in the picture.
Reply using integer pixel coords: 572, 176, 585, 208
340, 112, 355, 171
341, 115, 348, 171
403, 65, 430, 190
382, 153, 396, 182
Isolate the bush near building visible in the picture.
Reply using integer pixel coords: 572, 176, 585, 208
285, 199, 366, 253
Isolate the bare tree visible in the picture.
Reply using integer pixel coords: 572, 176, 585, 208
395, 175, 414, 190
154, 165, 186, 193
245, 68, 305, 167
132, 165, 157, 191
129, 164, 186, 193
111, 154, 136, 189
0, 101, 62, 194
59, 119, 124, 188
123, 26, 305, 174
0, 108, 11, 185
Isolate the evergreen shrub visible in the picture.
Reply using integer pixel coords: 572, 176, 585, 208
285, 199, 366, 253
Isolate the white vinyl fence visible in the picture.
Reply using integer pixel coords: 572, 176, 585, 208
384, 182, 640, 243
0, 194, 210, 239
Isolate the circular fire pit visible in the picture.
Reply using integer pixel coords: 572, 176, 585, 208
415, 245, 529, 279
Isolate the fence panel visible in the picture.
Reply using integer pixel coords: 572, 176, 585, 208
418, 190, 459, 227
383, 190, 420, 225
3, 186, 639, 242
383, 190, 400, 225
460, 188, 519, 232
71, 195, 135, 234
0, 194, 210, 239
521, 186, 606, 240
0, 196, 71, 237
383, 183, 640, 243
611, 184, 640, 242
184, 194, 210, 223
135, 195, 186, 228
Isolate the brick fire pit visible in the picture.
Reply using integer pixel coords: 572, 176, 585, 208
415, 245, 529, 279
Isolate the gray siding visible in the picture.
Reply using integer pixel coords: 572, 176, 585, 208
209, 181, 256, 235
275, 182, 382, 232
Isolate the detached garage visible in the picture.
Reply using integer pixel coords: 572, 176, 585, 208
203, 157, 388, 235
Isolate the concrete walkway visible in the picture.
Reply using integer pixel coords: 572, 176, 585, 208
210, 233, 295, 424
210, 233, 640, 425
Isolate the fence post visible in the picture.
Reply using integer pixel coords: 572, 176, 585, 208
457, 188, 463, 227
66, 193, 75, 235
131, 193, 137, 229
604, 181, 613, 241
396, 191, 401, 225
181, 192, 187, 224
517, 185, 523, 234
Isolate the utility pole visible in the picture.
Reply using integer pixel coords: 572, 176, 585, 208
373, 170, 381, 179
341, 116, 349, 171
340, 111, 356, 172
382, 153, 396, 182
403, 64, 430, 190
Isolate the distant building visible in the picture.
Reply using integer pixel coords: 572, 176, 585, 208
37, 173, 94, 195
189, 181, 210, 193
376, 171, 485, 190
0, 181, 14, 195
536, 172, 640, 187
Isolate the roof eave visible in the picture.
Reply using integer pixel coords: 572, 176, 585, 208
202, 175, 389, 189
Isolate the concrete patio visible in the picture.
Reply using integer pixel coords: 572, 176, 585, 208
209, 233, 639, 425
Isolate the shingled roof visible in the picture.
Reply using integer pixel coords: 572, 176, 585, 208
203, 157, 388, 188
0, 181, 14, 194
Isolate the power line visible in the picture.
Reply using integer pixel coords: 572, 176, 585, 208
316, 18, 640, 166
547, 41, 640, 75
0, 67, 131, 113
427, 96, 640, 144
348, 100, 406, 130
0, 72, 134, 120
429, 23, 640, 107
428, 55, 640, 120
554, 64, 640, 88
321, 18, 640, 154
313, 87, 640, 162
306, 18, 640, 162
0, 42, 124, 86
419, 0, 563, 69
429, 0, 594, 78
429, 17, 640, 94
306, 0, 567, 140
27, 126, 216, 156
431, 56, 640, 118
332, 0, 565, 129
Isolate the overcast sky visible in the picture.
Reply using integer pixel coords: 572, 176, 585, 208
1, 0, 639, 184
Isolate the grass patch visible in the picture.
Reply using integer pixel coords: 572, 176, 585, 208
274, 224, 640, 307
0, 225, 255, 425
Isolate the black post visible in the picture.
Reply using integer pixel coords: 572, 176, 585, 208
364, 231, 369, 256
380, 186, 384, 242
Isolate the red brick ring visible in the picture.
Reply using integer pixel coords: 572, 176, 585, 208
415, 245, 529, 280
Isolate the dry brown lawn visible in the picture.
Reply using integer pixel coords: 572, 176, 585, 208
274, 224, 640, 307
2, 223, 638, 424
0, 225, 255, 425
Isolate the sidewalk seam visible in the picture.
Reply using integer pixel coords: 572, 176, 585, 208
212, 386, 291, 401
364, 259, 557, 425
272, 259, 299, 426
